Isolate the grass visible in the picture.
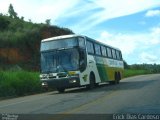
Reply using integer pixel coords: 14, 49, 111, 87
124, 69, 152, 78
0, 70, 43, 98
0, 69, 154, 98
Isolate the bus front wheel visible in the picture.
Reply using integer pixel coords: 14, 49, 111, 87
57, 88, 65, 93
87, 73, 96, 89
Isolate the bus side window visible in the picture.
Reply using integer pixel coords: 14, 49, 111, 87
94, 43, 101, 56
116, 50, 120, 60
78, 37, 85, 48
86, 41, 94, 54
101, 46, 107, 57
107, 47, 112, 58
112, 49, 116, 59
119, 52, 123, 60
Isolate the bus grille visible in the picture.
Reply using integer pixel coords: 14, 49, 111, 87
57, 73, 67, 78
58, 74, 67, 78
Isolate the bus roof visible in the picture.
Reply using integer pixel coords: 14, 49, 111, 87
41, 34, 84, 42
41, 34, 120, 51
85, 36, 120, 51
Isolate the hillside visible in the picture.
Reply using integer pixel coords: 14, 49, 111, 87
0, 14, 74, 71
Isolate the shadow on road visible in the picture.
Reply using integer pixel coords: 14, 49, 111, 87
49, 79, 157, 95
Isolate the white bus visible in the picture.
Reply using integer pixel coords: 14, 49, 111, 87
40, 34, 124, 93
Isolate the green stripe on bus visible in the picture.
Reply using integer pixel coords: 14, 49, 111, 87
96, 63, 108, 82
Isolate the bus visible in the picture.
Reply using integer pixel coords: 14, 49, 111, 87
40, 34, 124, 93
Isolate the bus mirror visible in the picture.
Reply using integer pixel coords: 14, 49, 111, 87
80, 60, 85, 66
79, 50, 86, 72
80, 63, 85, 72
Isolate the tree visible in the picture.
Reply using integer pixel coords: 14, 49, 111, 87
8, 4, 18, 19
123, 60, 129, 69
0, 16, 10, 30
21, 16, 24, 21
45, 19, 51, 26
29, 19, 32, 22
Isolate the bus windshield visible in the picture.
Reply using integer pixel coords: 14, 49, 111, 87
41, 48, 79, 73
41, 38, 78, 51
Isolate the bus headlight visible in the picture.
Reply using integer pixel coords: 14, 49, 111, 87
69, 79, 77, 83
40, 74, 48, 80
42, 82, 48, 86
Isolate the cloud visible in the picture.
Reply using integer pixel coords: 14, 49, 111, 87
0, 0, 79, 23
36, 0, 79, 24
0, 0, 160, 29
98, 26, 160, 64
98, 31, 139, 55
150, 27, 160, 44
145, 9, 160, 17
71, 0, 160, 32
62, 1, 99, 18
139, 52, 159, 64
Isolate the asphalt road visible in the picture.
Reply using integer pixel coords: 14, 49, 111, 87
0, 74, 160, 119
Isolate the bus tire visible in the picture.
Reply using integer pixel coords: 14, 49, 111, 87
115, 72, 119, 84
57, 88, 65, 93
110, 72, 118, 85
109, 81, 115, 85
95, 83, 99, 87
87, 72, 95, 89
117, 72, 121, 84
44, 87, 49, 91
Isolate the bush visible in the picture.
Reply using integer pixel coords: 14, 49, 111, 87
0, 71, 42, 98
124, 69, 151, 78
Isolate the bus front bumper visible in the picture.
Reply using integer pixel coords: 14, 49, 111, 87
41, 77, 80, 89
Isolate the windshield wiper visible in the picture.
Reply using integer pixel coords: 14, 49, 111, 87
43, 66, 57, 73
57, 64, 71, 77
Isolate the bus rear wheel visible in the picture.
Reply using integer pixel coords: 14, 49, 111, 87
115, 72, 119, 84
117, 72, 121, 84
109, 72, 120, 85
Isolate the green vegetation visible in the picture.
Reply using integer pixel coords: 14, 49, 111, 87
0, 4, 73, 71
0, 71, 42, 98
0, 66, 159, 98
124, 69, 151, 78
0, 4, 73, 99
123, 63, 160, 78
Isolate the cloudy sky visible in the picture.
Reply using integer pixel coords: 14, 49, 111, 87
0, 0, 160, 64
